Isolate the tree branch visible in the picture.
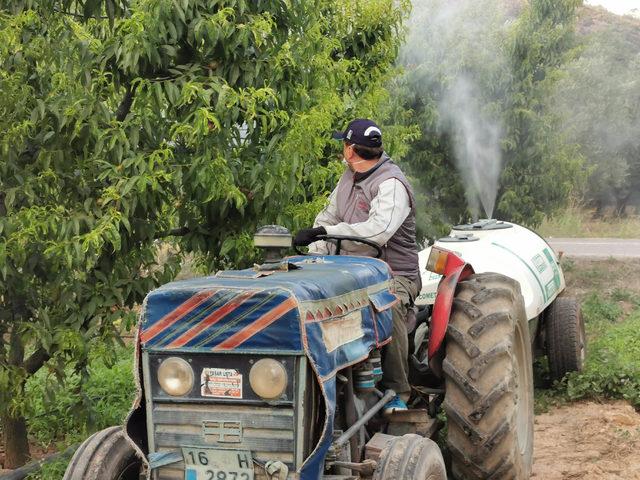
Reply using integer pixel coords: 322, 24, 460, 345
115, 83, 135, 122
52, 8, 110, 20
154, 226, 191, 239
24, 349, 50, 375
0, 191, 6, 217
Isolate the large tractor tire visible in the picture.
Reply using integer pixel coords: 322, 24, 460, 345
545, 296, 586, 381
444, 273, 534, 480
373, 434, 447, 480
63, 426, 142, 480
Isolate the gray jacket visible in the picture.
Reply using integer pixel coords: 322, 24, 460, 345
310, 154, 421, 287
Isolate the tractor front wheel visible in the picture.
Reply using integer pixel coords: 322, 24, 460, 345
373, 434, 446, 480
63, 426, 142, 480
444, 273, 534, 480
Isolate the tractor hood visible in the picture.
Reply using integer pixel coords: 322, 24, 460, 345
139, 255, 396, 379
417, 220, 565, 320
132, 255, 396, 480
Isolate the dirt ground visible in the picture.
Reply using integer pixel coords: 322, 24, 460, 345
561, 258, 640, 302
531, 257, 640, 480
532, 400, 640, 479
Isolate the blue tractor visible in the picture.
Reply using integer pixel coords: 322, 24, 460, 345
64, 226, 535, 480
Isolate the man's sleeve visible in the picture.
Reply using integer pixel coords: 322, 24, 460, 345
323, 178, 411, 246
313, 188, 340, 228
308, 188, 340, 254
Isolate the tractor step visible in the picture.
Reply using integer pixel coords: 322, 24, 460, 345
385, 409, 441, 438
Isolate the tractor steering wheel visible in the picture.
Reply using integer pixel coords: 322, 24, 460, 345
294, 234, 383, 259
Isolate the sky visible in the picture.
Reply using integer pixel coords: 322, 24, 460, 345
585, 0, 640, 15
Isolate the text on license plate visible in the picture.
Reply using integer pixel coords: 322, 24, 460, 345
183, 448, 254, 480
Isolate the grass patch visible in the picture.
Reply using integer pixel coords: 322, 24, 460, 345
26, 457, 70, 480
536, 288, 640, 413
583, 292, 624, 325
559, 308, 640, 408
535, 257, 640, 412
538, 206, 640, 238
24, 346, 136, 479
611, 288, 640, 305
25, 346, 135, 446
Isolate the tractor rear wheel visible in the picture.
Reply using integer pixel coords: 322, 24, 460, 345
444, 273, 534, 480
63, 426, 142, 480
373, 434, 446, 480
545, 296, 586, 381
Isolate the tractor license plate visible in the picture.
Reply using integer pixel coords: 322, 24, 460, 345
183, 448, 254, 480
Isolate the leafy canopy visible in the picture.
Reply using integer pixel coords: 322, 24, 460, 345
552, 20, 640, 215
0, 0, 408, 465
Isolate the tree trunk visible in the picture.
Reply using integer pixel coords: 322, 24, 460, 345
2, 413, 30, 469
615, 192, 631, 218
2, 326, 31, 468
592, 198, 604, 219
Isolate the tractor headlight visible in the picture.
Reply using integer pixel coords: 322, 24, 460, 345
157, 357, 194, 396
249, 358, 288, 400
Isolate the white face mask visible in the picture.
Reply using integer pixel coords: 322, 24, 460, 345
343, 157, 367, 171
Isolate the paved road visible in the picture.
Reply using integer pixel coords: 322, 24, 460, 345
546, 238, 640, 258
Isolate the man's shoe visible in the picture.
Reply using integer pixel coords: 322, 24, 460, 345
383, 395, 408, 415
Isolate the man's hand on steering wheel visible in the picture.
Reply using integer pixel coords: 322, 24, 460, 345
293, 227, 383, 258
293, 226, 327, 247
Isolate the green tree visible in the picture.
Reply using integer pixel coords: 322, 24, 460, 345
497, 0, 585, 225
396, 0, 510, 239
394, 0, 584, 237
0, 0, 408, 466
552, 25, 640, 216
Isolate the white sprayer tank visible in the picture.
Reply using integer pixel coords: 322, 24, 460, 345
416, 220, 565, 321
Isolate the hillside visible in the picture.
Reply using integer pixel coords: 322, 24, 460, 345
502, 2, 640, 46
577, 4, 640, 48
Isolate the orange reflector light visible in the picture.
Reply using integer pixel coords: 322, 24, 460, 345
427, 247, 449, 275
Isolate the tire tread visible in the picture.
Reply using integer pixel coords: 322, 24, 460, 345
63, 427, 141, 480
545, 297, 584, 381
445, 273, 534, 480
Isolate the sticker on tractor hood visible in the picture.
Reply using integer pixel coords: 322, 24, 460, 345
319, 310, 364, 352
201, 368, 243, 399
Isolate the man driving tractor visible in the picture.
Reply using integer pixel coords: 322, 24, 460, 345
294, 118, 421, 414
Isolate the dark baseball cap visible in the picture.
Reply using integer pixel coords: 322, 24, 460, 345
332, 118, 383, 148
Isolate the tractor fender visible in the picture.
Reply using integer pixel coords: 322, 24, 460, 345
427, 263, 474, 360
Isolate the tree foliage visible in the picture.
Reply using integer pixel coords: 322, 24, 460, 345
552, 12, 640, 216
394, 0, 584, 239
496, 0, 585, 226
0, 0, 408, 466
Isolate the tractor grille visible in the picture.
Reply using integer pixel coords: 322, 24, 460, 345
152, 402, 296, 480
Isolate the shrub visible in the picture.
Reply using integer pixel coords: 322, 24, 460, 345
582, 292, 623, 325
25, 346, 135, 448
